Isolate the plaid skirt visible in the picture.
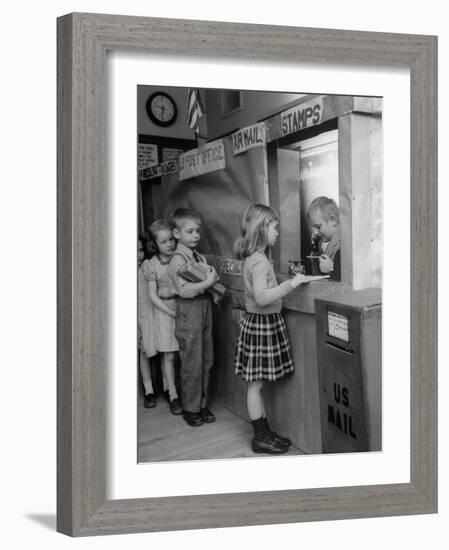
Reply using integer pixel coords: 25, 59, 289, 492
234, 312, 294, 382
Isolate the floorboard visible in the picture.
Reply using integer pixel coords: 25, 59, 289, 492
138, 396, 305, 463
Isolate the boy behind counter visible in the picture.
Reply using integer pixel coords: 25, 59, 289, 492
168, 208, 219, 427
307, 196, 341, 280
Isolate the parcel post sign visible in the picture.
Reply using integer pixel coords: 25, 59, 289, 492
231, 123, 265, 156
139, 159, 178, 181
280, 97, 324, 136
179, 140, 225, 181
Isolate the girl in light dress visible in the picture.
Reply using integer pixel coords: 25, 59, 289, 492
144, 220, 182, 415
138, 236, 157, 408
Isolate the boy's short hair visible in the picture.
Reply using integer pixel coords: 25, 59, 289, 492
171, 207, 201, 230
308, 196, 340, 223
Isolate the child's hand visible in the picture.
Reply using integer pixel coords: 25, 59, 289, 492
319, 254, 334, 274
290, 272, 310, 288
206, 266, 219, 285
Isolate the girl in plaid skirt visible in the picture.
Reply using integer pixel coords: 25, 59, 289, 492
233, 204, 310, 454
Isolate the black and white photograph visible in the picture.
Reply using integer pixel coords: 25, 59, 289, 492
137, 86, 382, 463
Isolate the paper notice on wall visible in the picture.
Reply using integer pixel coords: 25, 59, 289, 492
178, 140, 225, 181
231, 123, 266, 156
280, 97, 324, 136
162, 148, 184, 162
137, 143, 158, 170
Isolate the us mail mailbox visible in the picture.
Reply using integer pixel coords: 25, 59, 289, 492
315, 289, 382, 453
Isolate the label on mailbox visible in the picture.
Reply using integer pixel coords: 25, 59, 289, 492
328, 311, 349, 341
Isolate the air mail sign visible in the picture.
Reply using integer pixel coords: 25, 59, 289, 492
232, 123, 265, 156
280, 97, 324, 136
179, 139, 225, 181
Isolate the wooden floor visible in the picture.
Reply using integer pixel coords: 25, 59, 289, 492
138, 396, 305, 463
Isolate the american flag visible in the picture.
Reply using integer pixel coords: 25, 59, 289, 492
187, 88, 205, 133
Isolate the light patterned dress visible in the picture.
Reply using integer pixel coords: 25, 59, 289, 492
138, 262, 156, 358
144, 256, 179, 353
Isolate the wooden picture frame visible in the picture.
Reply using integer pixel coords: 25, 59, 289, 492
57, 13, 437, 536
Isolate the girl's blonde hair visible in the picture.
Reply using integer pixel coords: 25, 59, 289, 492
234, 203, 279, 260
147, 219, 173, 253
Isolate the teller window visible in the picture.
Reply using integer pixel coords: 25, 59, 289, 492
269, 122, 340, 281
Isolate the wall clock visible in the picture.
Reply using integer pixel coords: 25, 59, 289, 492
146, 92, 178, 127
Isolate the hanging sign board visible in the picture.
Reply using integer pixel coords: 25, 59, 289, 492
140, 164, 160, 180
280, 97, 324, 137
137, 143, 158, 170
179, 139, 225, 181
140, 159, 178, 181
231, 123, 266, 156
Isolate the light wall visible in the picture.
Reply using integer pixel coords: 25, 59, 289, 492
205, 89, 306, 139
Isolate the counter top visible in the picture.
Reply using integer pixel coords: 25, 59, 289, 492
220, 271, 351, 315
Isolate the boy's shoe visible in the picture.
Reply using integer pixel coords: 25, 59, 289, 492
183, 411, 203, 427
170, 398, 183, 416
200, 407, 216, 423
252, 432, 289, 455
143, 393, 156, 409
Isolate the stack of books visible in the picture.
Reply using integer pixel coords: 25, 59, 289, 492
178, 262, 226, 304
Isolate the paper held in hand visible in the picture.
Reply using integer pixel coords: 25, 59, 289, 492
300, 275, 330, 282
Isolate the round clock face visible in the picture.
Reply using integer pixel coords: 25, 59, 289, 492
146, 92, 177, 127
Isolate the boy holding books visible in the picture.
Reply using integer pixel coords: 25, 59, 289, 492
168, 208, 219, 427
